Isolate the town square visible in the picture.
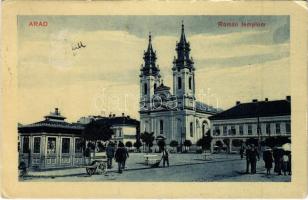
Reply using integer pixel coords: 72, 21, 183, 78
17, 15, 291, 182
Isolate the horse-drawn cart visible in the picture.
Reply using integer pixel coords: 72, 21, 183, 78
84, 155, 107, 176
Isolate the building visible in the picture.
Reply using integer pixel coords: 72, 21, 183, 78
209, 96, 291, 152
77, 113, 140, 146
139, 23, 219, 147
18, 108, 84, 170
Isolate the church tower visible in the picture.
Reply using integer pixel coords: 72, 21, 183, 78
172, 22, 196, 110
140, 33, 161, 111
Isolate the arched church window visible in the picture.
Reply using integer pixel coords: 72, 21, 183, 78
190, 122, 193, 137
178, 77, 182, 89
160, 120, 164, 134
144, 83, 147, 95
189, 77, 192, 90
202, 121, 209, 136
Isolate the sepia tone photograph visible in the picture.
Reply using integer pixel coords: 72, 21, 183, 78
17, 15, 292, 182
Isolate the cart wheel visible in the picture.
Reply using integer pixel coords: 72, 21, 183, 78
98, 163, 107, 174
91, 168, 96, 175
86, 168, 92, 176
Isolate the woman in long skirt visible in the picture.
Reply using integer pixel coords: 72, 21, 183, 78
263, 148, 273, 175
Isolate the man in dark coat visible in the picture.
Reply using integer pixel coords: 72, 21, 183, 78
249, 145, 260, 174
114, 142, 128, 173
106, 142, 115, 169
122, 145, 129, 170
161, 147, 169, 167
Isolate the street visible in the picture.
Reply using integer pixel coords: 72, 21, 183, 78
22, 153, 291, 182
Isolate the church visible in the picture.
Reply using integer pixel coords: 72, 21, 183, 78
139, 23, 220, 148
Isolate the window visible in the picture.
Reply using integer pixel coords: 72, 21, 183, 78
231, 126, 236, 135
22, 136, 30, 153
214, 126, 220, 136
118, 129, 123, 137
144, 83, 147, 95
160, 120, 164, 134
266, 123, 271, 135
190, 122, 193, 137
239, 125, 244, 135
75, 138, 83, 153
177, 77, 182, 89
47, 137, 56, 154
189, 77, 192, 90
154, 83, 157, 90
248, 125, 252, 135
276, 123, 281, 134
286, 122, 291, 134
62, 138, 70, 154
223, 126, 227, 135
33, 137, 41, 153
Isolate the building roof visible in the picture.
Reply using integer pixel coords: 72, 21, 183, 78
18, 108, 84, 134
155, 83, 170, 92
93, 116, 140, 127
195, 101, 221, 114
209, 99, 291, 120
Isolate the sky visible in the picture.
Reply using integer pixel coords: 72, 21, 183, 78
17, 15, 290, 124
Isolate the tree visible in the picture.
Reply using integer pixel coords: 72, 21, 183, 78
183, 140, 192, 152
125, 141, 133, 150
157, 140, 166, 152
245, 138, 258, 146
196, 132, 212, 152
83, 120, 114, 158
232, 139, 243, 148
140, 132, 155, 153
133, 140, 142, 152
204, 130, 213, 151
169, 140, 179, 152
223, 138, 230, 153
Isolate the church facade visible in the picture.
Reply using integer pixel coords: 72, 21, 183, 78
139, 23, 219, 147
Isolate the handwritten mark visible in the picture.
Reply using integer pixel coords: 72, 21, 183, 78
72, 41, 86, 56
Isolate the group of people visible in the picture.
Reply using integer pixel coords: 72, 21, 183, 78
243, 144, 260, 174
106, 142, 129, 173
241, 144, 291, 176
263, 147, 291, 176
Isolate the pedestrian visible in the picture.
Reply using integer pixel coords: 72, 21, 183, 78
245, 145, 251, 174
84, 146, 91, 165
273, 147, 284, 175
106, 142, 115, 169
282, 151, 290, 176
263, 147, 273, 175
122, 145, 129, 170
114, 142, 127, 173
240, 147, 244, 160
249, 145, 260, 174
287, 152, 292, 175
161, 147, 169, 167
18, 160, 27, 177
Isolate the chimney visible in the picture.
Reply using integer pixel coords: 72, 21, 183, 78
122, 113, 125, 117
55, 108, 59, 115
127, 115, 130, 119
286, 96, 291, 102
236, 101, 241, 105
252, 99, 258, 102
112, 114, 116, 118
265, 98, 268, 102
109, 113, 112, 118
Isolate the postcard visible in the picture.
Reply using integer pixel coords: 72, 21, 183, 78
1, 0, 307, 198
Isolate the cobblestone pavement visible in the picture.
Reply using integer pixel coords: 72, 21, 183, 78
22, 153, 291, 182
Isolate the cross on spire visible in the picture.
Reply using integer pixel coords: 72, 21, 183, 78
140, 32, 160, 77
